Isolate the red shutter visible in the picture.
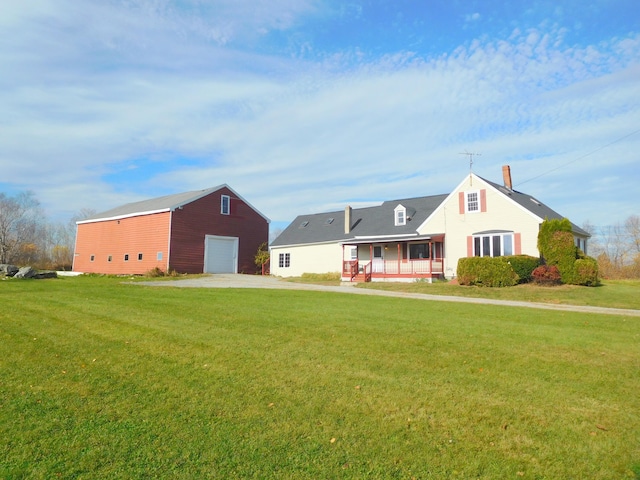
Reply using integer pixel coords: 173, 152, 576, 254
467, 236, 473, 257
459, 192, 465, 214
514, 233, 522, 255
480, 189, 487, 212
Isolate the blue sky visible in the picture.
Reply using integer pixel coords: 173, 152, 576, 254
1, 0, 639, 235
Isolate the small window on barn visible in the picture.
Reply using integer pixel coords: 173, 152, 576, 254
124, 254, 129, 261
90, 255, 95, 262
157, 252, 163, 261
138, 253, 143, 261
108, 255, 112, 262
221, 195, 230, 215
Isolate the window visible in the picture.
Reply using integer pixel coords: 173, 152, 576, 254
221, 195, 230, 215
466, 191, 479, 212
90, 255, 95, 262
278, 253, 290, 268
394, 205, 406, 226
124, 254, 129, 261
138, 253, 143, 261
409, 243, 429, 259
157, 252, 163, 261
473, 233, 514, 257
348, 246, 357, 261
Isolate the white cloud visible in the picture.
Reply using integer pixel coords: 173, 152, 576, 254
1, 2, 639, 232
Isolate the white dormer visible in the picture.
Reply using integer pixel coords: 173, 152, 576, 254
394, 204, 406, 226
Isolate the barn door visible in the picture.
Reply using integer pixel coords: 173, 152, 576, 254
204, 235, 238, 273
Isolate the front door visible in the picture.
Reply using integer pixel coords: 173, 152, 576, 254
372, 245, 384, 273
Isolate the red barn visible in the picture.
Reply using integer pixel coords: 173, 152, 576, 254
73, 185, 269, 275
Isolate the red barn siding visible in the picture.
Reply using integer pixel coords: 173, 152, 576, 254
73, 187, 268, 275
73, 213, 171, 274
169, 187, 269, 274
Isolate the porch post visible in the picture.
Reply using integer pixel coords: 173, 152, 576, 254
397, 243, 401, 274
429, 241, 433, 275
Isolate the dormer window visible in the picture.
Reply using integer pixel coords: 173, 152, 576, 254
394, 204, 406, 226
221, 195, 230, 215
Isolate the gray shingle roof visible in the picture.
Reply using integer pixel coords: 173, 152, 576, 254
271, 175, 589, 247
480, 177, 590, 237
270, 194, 448, 247
78, 185, 226, 223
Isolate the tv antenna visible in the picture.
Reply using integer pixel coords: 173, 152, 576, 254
459, 151, 481, 184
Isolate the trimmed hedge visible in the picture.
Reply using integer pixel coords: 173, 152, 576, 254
457, 257, 519, 287
573, 257, 599, 286
504, 255, 540, 284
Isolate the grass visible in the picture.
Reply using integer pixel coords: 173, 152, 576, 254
1, 275, 639, 479
353, 278, 640, 310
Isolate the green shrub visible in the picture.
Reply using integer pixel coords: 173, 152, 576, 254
504, 255, 540, 283
573, 257, 599, 286
538, 218, 572, 261
457, 257, 518, 287
542, 230, 578, 284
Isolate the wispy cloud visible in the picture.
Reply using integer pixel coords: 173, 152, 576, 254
1, 1, 638, 230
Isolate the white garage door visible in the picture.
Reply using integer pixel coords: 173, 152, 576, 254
204, 235, 238, 273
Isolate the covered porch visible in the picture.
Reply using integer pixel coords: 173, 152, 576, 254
341, 235, 445, 282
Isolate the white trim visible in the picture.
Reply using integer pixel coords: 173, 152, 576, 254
76, 208, 171, 224
465, 190, 480, 213
394, 204, 407, 226
221, 194, 230, 215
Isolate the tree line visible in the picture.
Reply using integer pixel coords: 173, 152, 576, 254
0, 191, 94, 270
583, 216, 640, 279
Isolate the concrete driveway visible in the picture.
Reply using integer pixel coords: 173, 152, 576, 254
137, 274, 640, 317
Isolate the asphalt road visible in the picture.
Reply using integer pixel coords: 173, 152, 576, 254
136, 274, 640, 318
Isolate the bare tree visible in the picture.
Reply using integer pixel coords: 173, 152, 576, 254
625, 215, 640, 255
0, 191, 42, 264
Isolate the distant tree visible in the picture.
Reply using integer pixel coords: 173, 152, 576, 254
585, 215, 640, 279
0, 191, 42, 264
625, 215, 640, 255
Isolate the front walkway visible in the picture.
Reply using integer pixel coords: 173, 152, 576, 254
136, 274, 640, 318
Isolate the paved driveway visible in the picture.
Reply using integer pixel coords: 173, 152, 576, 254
137, 274, 640, 317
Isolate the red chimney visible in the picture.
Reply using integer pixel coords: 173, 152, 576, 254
502, 165, 513, 190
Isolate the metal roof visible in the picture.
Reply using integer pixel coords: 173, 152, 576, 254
77, 184, 270, 224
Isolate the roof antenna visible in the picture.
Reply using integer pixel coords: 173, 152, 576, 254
459, 151, 481, 185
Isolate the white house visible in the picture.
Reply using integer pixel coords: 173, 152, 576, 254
270, 166, 589, 282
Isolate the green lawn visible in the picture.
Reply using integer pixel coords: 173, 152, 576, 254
1, 276, 639, 479
355, 278, 640, 310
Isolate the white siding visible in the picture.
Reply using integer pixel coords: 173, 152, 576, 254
420, 174, 542, 278
270, 243, 344, 277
